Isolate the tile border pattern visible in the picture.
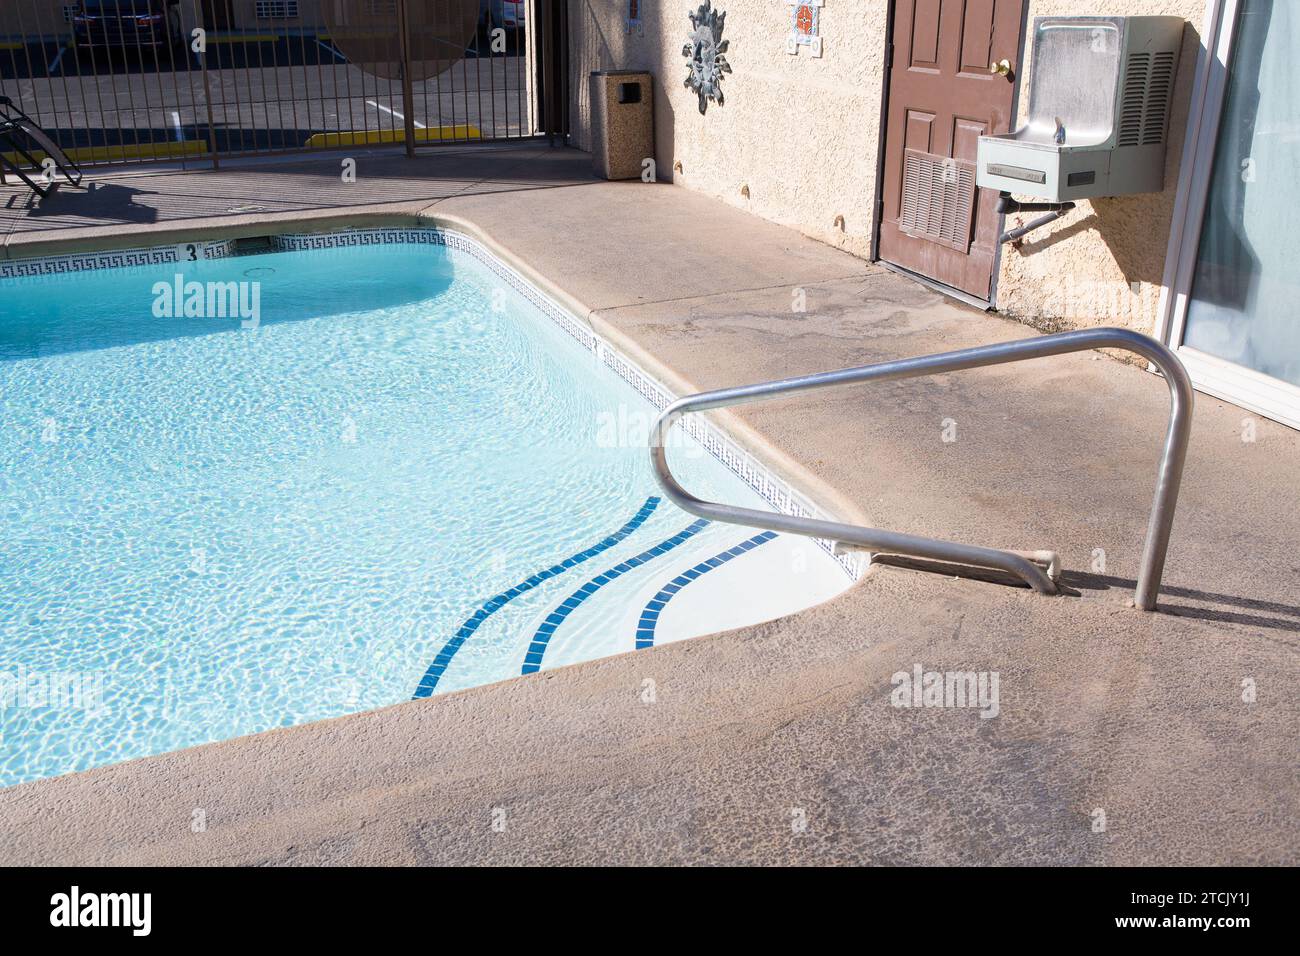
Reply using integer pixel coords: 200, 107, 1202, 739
0, 239, 233, 281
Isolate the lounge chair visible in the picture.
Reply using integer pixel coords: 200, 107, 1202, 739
0, 95, 84, 198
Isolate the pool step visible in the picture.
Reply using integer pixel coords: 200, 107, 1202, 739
513, 523, 799, 674
410, 501, 846, 697
410, 496, 662, 699
519, 517, 711, 674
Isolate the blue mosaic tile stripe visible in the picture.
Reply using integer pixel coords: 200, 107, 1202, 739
634, 531, 779, 650
521, 518, 711, 675
410, 496, 661, 699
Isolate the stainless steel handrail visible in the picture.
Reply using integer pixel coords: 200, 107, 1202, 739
650, 327, 1194, 611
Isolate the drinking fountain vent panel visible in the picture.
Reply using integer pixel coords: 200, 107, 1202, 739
977, 16, 1184, 202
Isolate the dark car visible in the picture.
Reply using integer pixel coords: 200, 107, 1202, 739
72, 0, 182, 50
481, 0, 525, 32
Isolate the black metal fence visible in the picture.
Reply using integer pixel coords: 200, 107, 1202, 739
0, 0, 538, 170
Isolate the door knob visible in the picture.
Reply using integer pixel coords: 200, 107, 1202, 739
990, 58, 1012, 76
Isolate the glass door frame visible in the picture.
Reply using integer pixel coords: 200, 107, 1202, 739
1155, 0, 1300, 430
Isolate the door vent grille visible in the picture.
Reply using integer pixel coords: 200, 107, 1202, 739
899, 149, 977, 253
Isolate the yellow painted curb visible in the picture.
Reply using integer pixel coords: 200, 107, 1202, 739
208, 34, 282, 44
305, 126, 482, 147
3, 140, 207, 166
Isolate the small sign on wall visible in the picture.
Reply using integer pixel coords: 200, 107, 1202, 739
626, 0, 643, 35
786, 0, 823, 57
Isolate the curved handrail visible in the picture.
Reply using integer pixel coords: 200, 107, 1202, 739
650, 327, 1193, 610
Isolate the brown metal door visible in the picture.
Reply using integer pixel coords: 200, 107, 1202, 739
878, 0, 1025, 300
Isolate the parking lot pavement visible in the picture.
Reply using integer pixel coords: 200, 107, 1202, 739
1, 35, 528, 161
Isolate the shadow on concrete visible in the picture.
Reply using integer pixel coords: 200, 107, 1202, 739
872, 554, 1037, 592
873, 558, 1300, 635
1065, 570, 1300, 635
1, 143, 596, 237
23, 181, 161, 224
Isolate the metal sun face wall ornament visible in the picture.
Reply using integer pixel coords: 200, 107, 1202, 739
682, 2, 731, 115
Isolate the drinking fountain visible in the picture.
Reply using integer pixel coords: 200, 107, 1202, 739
977, 16, 1185, 204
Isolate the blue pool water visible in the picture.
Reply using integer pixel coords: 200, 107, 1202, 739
0, 237, 846, 787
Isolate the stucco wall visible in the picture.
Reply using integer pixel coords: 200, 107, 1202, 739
568, 1, 1209, 332
0, 2, 74, 36
569, 1, 889, 259
995, 0, 1209, 334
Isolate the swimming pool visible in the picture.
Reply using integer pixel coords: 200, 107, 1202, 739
0, 228, 853, 787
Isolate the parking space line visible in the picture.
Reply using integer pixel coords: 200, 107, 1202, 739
47, 43, 69, 75
316, 39, 345, 63
367, 99, 425, 129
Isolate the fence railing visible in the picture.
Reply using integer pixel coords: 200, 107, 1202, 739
0, 0, 537, 170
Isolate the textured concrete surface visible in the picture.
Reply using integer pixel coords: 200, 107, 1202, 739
568, 0, 1212, 333
0, 142, 588, 253
0, 148, 1295, 865
4, 565, 1294, 866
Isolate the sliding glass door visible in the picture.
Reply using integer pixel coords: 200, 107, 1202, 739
1160, 0, 1300, 428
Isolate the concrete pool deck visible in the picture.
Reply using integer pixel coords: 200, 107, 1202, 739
1, 144, 1296, 865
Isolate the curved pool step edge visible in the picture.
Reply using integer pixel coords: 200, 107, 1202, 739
636, 531, 779, 649
411, 495, 661, 699
520, 518, 711, 675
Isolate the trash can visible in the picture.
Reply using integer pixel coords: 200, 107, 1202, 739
589, 71, 654, 181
